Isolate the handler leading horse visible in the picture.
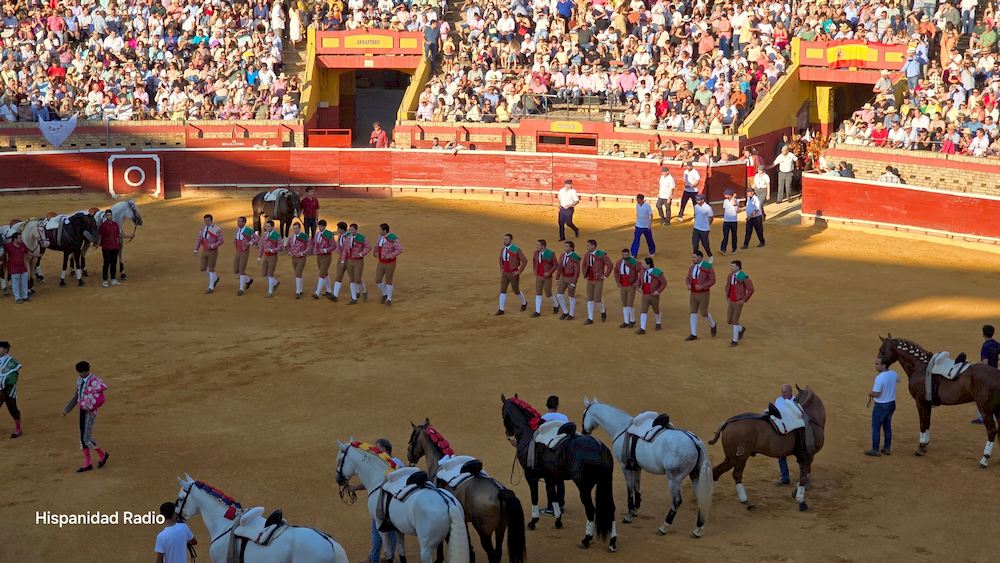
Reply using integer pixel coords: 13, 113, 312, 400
877, 334, 1000, 466
709, 386, 825, 511
252, 190, 301, 237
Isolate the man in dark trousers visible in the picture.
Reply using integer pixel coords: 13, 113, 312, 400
972, 324, 1000, 424
300, 187, 320, 239
742, 186, 765, 248
556, 179, 580, 241
0, 341, 23, 438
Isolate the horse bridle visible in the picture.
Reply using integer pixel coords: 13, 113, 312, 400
175, 482, 241, 549
580, 403, 595, 435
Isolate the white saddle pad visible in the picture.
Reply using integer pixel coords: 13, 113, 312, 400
626, 411, 666, 441
533, 420, 571, 450
263, 189, 288, 202
770, 402, 806, 435
383, 467, 423, 498
437, 455, 487, 488
929, 351, 970, 380
45, 215, 69, 230
233, 507, 285, 545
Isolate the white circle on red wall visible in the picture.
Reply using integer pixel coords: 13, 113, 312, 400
123, 166, 146, 187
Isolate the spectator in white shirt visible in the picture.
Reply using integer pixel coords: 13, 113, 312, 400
656, 166, 675, 225
720, 189, 739, 255
753, 169, 771, 203
866, 358, 899, 456
742, 187, 765, 248
630, 194, 655, 257
771, 145, 797, 202
679, 162, 701, 220
556, 179, 580, 241
887, 123, 908, 148
877, 166, 902, 184
968, 129, 990, 157
539, 395, 568, 515
692, 194, 714, 258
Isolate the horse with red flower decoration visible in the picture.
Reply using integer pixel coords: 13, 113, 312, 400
407, 418, 526, 563
174, 474, 348, 563
336, 439, 470, 563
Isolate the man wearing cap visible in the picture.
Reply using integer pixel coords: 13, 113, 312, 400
554, 241, 581, 320
345, 224, 372, 304
193, 214, 224, 294
636, 257, 665, 335
725, 260, 754, 347
719, 189, 739, 255
656, 166, 675, 225
630, 194, 656, 257
374, 223, 403, 306
0, 341, 23, 438
685, 251, 717, 341
678, 162, 701, 220
311, 220, 336, 300
771, 145, 797, 203
742, 187, 765, 248
497, 233, 528, 316
233, 216, 258, 296
614, 248, 640, 328
556, 179, 581, 241
692, 194, 714, 257
532, 239, 559, 317
581, 239, 613, 325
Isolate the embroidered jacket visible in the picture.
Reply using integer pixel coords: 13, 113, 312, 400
286, 233, 312, 258
258, 231, 282, 256
533, 249, 557, 277
234, 226, 259, 254
376, 234, 403, 263
639, 265, 667, 295
685, 261, 716, 293
313, 230, 337, 255
582, 250, 614, 282
64, 374, 108, 413
725, 271, 755, 303
346, 235, 372, 260
194, 224, 224, 251
499, 244, 527, 273
613, 257, 640, 288
556, 252, 581, 280
0, 354, 21, 388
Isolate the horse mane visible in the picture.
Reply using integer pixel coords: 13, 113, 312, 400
892, 337, 933, 363
422, 425, 455, 457
507, 397, 542, 430
193, 481, 243, 510
350, 441, 401, 471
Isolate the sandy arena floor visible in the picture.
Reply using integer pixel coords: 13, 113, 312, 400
3, 194, 1000, 562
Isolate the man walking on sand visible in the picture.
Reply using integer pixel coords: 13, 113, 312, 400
724, 260, 754, 347
556, 180, 581, 241
630, 194, 655, 257
581, 239, 613, 325
193, 214, 224, 294
685, 251, 717, 340
62, 361, 110, 473
532, 239, 559, 317
656, 166, 675, 225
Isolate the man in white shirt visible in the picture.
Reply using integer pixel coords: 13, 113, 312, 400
630, 194, 655, 257
742, 187, 765, 248
556, 179, 580, 241
771, 146, 797, 202
691, 194, 714, 258
866, 359, 898, 456
752, 168, 771, 203
774, 384, 798, 485
719, 189, 739, 255
678, 162, 701, 220
540, 395, 568, 517
656, 166, 675, 225
877, 166, 902, 184
154, 502, 197, 563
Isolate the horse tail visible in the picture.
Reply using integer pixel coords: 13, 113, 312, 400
499, 488, 526, 563
593, 457, 615, 541
707, 417, 736, 445
444, 491, 471, 563
693, 437, 714, 522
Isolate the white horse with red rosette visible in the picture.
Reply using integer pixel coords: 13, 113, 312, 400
174, 474, 348, 563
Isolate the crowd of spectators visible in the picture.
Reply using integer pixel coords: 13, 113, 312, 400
0, 0, 307, 122
831, 0, 1000, 158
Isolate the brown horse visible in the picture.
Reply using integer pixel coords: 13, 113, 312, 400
708, 386, 825, 511
877, 334, 1000, 466
407, 420, 526, 563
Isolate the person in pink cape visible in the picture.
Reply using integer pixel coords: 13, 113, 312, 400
62, 361, 110, 473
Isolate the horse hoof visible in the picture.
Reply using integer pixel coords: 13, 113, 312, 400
78, 280, 85, 286
120, 274, 128, 281
798, 502, 809, 512
527, 519, 537, 531
914, 450, 925, 457
398, 557, 407, 563
579, 537, 592, 549
656, 528, 667, 536
554, 518, 563, 529
690, 530, 703, 539
59, 280, 66, 287
622, 516, 632, 524
82, 270, 89, 277
608, 544, 618, 553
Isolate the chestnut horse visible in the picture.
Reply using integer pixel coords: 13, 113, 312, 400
708, 386, 825, 511
877, 334, 1000, 467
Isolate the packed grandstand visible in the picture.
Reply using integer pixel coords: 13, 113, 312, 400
0, 0, 998, 156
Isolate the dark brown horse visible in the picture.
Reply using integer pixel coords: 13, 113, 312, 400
708, 386, 825, 511
251, 190, 301, 237
877, 334, 1000, 466
407, 419, 526, 563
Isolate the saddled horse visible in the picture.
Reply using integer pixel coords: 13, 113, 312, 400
407, 419, 526, 563
336, 440, 470, 563
581, 398, 713, 538
877, 334, 1000, 466
709, 386, 825, 511
501, 394, 618, 552
252, 189, 301, 237
38, 213, 99, 286
175, 474, 349, 563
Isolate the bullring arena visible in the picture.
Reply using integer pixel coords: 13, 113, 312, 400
3, 181, 1000, 561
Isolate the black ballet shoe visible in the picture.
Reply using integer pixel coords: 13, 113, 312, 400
98, 453, 110, 468
495, 310, 505, 316
711, 325, 718, 337
584, 319, 594, 325
601, 312, 607, 321
531, 312, 541, 318
636, 328, 646, 335
521, 303, 527, 312
76, 465, 93, 473
685, 334, 698, 341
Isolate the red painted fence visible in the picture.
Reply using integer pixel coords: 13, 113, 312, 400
802, 173, 1000, 243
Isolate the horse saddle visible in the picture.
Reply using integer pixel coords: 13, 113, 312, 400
533, 420, 575, 450
436, 455, 487, 489
263, 188, 288, 202
767, 402, 806, 435
626, 411, 672, 442
44, 214, 69, 231
928, 352, 970, 380
233, 506, 288, 546
378, 467, 430, 532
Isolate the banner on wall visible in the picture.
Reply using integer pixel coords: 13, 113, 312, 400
38, 113, 78, 148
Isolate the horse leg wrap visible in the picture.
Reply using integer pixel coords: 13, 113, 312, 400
552, 503, 562, 519
60, 271, 66, 281
795, 485, 805, 503
75, 269, 82, 280
665, 509, 677, 525
736, 483, 748, 503
531, 505, 539, 519
919, 431, 930, 445
985, 441, 994, 458
585, 521, 594, 536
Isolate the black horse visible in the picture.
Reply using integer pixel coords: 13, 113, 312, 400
44, 213, 99, 287
252, 189, 301, 237
501, 394, 617, 552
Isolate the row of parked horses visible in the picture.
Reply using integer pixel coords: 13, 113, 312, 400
172, 391, 827, 563
0, 200, 142, 289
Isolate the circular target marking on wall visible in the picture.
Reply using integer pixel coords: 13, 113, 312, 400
123, 166, 146, 187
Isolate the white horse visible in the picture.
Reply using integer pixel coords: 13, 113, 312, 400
335, 440, 470, 563
175, 474, 349, 563
581, 398, 713, 538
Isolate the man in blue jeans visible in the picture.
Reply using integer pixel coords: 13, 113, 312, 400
774, 384, 794, 485
971, 324, 999, 424
630, 194, 655, 257
866, 359, 899, 456
346, 438, 402, 562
